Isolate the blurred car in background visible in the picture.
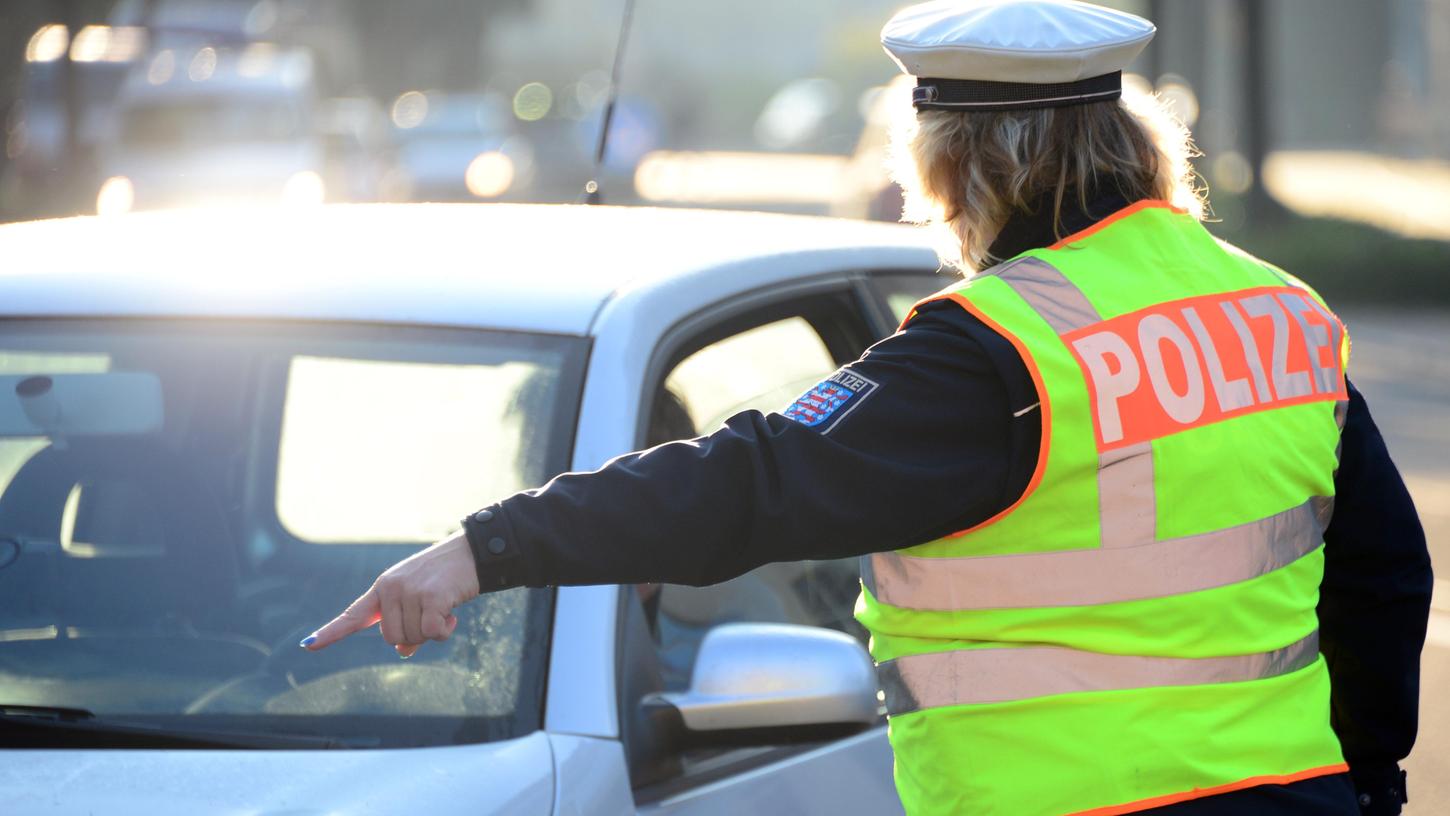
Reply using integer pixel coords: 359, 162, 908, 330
317, 96, 403, 203
109, 0, 282, 40
390, 91, 532, 201
96, 43, 324, 213
0, 25, 147, 219
0, 203, 949, 814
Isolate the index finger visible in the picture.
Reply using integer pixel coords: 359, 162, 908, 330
301, 586, 382, 651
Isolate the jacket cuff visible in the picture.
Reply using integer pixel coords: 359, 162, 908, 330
1350, 764, 1408, 815
460, 504, 536, 592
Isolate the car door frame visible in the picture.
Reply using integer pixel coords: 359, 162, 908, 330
615, 270, 900, 811
547, 269, 874, 738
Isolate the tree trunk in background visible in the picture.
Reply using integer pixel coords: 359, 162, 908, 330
58, 0, 86, 216
1147, 0, 1164, 82
1240, 0, 1281, 222
351, 0, 523, 99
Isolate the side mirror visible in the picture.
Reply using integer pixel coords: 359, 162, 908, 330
649, 622, 880, 744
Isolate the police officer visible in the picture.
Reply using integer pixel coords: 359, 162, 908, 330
302, 2, 1431, 814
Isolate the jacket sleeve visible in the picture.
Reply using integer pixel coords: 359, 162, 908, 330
1317, 379, 1433, 812
469, 302, 1041, 590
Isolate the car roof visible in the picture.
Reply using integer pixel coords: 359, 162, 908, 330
0, 204, 940, 336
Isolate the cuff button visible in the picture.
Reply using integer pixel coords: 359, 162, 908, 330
473, 509, 495, 524
487, 537, 508, 555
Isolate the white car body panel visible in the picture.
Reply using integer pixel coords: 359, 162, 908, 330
0, 732, 556, 815
0, 204, 936, 337
638, 727, 903, 816
549, 733, 637, 816
547, 584, 624, 739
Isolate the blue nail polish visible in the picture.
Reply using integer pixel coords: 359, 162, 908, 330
299, 635, 317, 648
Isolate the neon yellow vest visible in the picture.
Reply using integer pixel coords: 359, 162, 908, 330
856, 201, 1351, 816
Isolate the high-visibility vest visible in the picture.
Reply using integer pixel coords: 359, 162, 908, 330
856, 200, 1351, 816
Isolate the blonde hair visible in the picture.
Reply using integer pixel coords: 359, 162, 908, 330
888, 87, 1205, 271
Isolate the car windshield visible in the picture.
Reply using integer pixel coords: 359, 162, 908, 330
0, 319, 583, 748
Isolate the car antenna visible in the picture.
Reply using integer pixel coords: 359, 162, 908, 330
581, 0, 638, 206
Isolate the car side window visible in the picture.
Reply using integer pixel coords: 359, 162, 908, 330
657, 316, 833, 440
871, 270, 959, 326
641, 297, 873, 693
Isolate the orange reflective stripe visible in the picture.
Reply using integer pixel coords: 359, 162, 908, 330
1066, 763, 1350, 816
930, 292, 1054, 539
1047, 199, 1186, 250
1065, 286, 1349, 452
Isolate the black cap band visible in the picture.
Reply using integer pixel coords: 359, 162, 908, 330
913, 71, 1122, 112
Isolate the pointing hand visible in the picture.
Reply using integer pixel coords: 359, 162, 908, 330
301, 532, 480, 658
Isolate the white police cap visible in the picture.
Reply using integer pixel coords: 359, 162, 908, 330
881, 0, 1155, 111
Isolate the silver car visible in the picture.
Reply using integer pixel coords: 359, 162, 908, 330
0, 204, 946, 814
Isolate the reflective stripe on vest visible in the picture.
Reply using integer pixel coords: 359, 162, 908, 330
877, 630, 1320, 716
862, 495, 1333, 611
865, 257, 1349, 612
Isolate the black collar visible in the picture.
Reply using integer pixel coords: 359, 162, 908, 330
985, 188, 1134, 263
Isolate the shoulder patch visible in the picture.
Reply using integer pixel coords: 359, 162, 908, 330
782, 369, 879, 434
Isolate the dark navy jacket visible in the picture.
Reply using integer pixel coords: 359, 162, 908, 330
470, 195, 1431, 815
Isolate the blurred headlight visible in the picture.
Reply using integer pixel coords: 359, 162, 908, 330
96, 176, 134, 216
282, 171, 325, 206
465, 151, 514, 199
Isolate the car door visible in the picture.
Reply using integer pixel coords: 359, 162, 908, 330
620, 281, 905, 815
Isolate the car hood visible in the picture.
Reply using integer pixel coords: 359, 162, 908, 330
0, 731, 554, 815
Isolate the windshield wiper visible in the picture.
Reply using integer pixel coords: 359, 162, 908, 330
0, 705, 368, 750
